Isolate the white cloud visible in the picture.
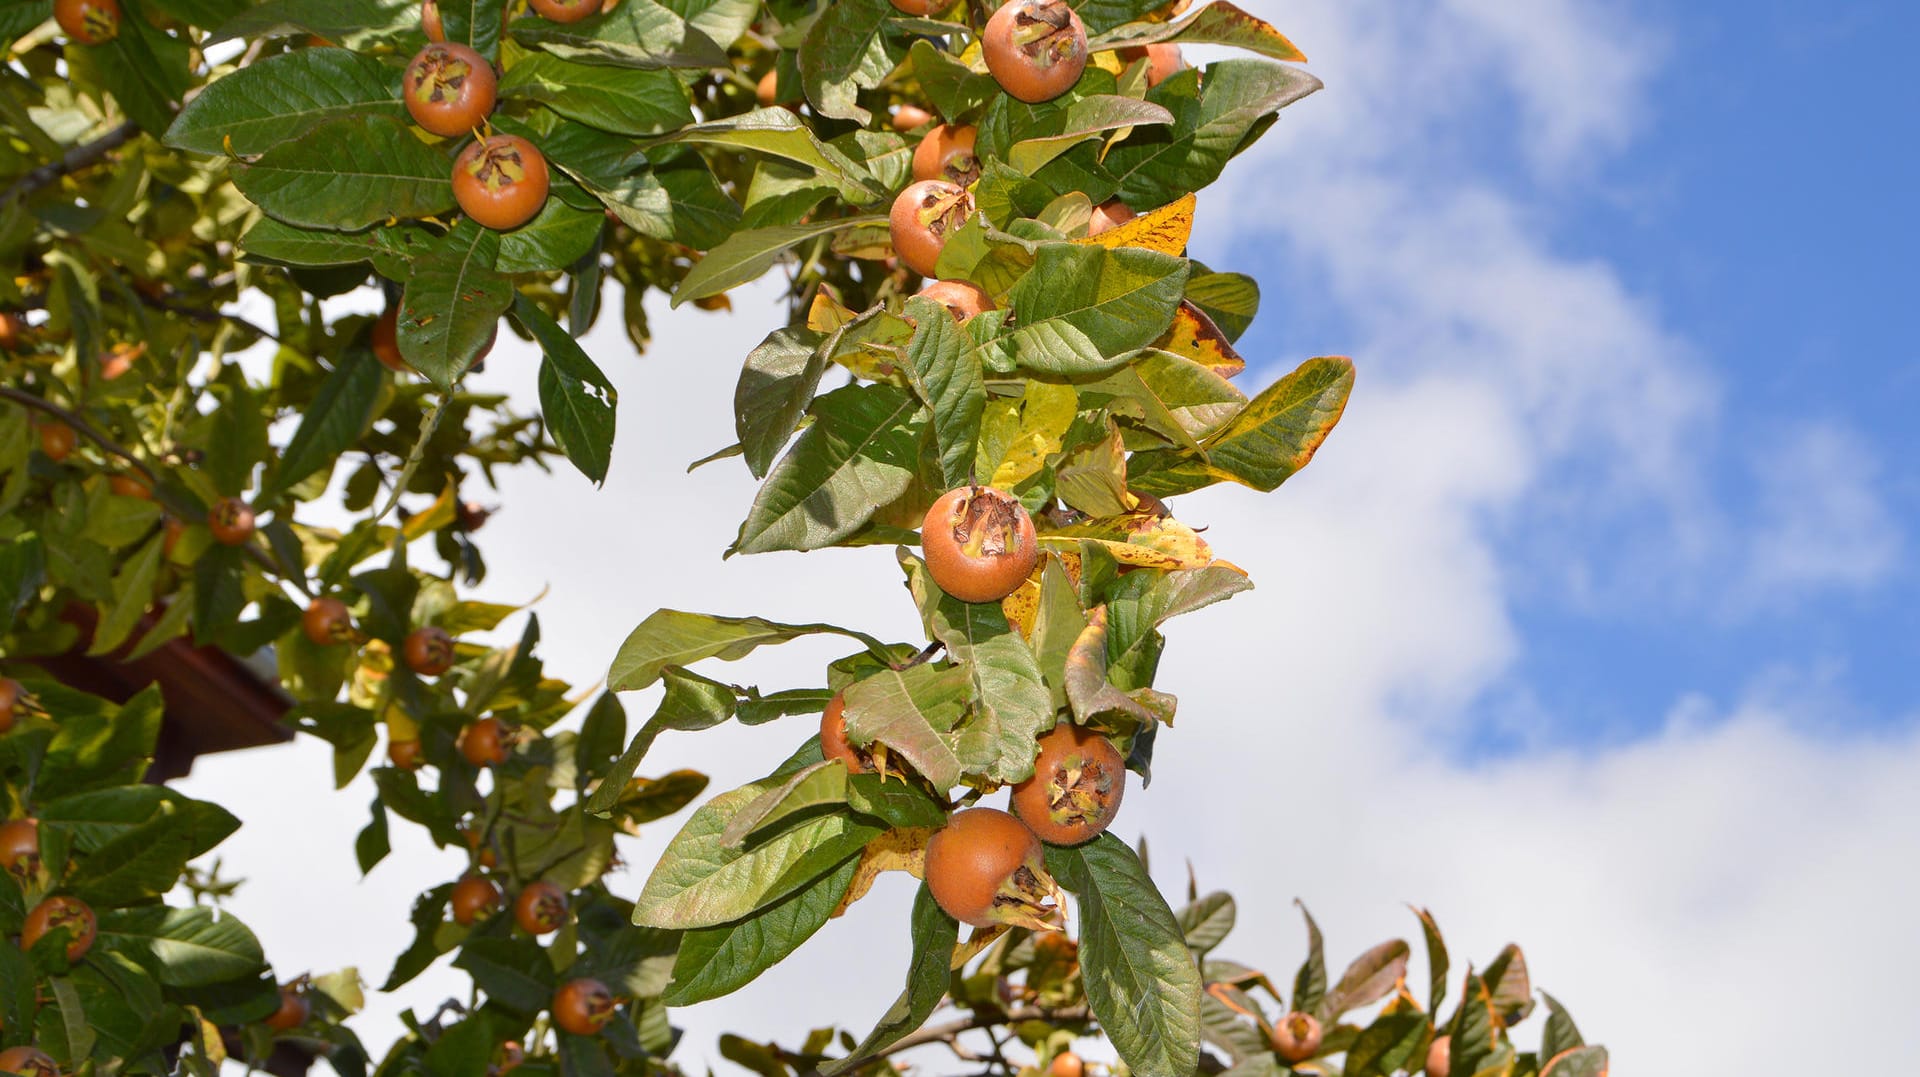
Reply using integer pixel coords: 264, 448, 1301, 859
172, 2, 1915, 1075
1742, 422, 1903, 601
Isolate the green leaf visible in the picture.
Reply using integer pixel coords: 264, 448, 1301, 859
497, 197, 604, 274
631, 773, 880, 929
672, 216, 883, 307
1346, 1012, 1430, 1077
1322, 938, 1409, 1021
507, 0, 728, 69
87, 532, 163, 657
721, 762, 849, 846
839, 663, 971, 789
165, 48, 405, 156
907, 39, 998, 122
1412, 905, 1450, 1014
0, 531, 44, 635
237, 218, 431, 279
663, 854, 859, 1006
264, 349, 383, 498
902, 296, 985, 489
499, 53, 693, 135
734, 326, 828, 479
1001, 243, 1189, 373
1129, 355, 1353, 496
732, 384, 926, 554
97, 906, 266, 988
609, 609, 887, 692
1446, 974, 1497, 1077
907, 554, 1054, 785
1082, 350, 1246, 452
1049, 836, 1201, 1077
587, 667, 738, 814
1541, 1046, 1609, 1077
356, 798, 391, 874
1482, 943, 1533, 1025
453, 937, 554, 1014
231, 115, 456, 231
63, 800, 206, 907
1539, 992, 1585, 1060
797, 0, 895, 124
190, 542, 246, 649
1292, 901, 1327, 1015
424, 1013, 494, 1077
398, 221, 514, 388
1091, 1, 1307, 63
207, 0, 417, 47
513, 295, 616, 483
1177, 891, 1235, 954
822, 884, 959, 1074
1004, 95, 1176, 175
39, 785, 238, 860
1106, 59, 1322, 209
640, 107, 882, 205
1184, 271, 1259, 342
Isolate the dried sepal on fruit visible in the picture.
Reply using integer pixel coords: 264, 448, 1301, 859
451, 874, 504, 925
1270, 1010, 1324, 1063
921, 485, 1039, 603
983, 0, 1088, 103
514, 880, 570, 935
23, 894, 97, 962
208, 497, 256, 546
54, 0, 120, 44
1011, 721, 1127, 845
303, 597, 355, 647
889, 180, 974, 277
264, 985, 310, 1031
453, 134, 549, 231
403, 43, 496, 137
553, 977, 617, 1036
402, 626, 456, 676
912, 124, 981, 187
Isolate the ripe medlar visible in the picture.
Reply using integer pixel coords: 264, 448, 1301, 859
403, 42, 497, 137
1271, 1011, 1324, 1063
451, 874, 504, 925
889, 179, 974, 277
302, 596, 355, 647
983, 0, 1087, 103
458, 717, 511, 767
916, 279, 994, 322
553, 977, 617, 1036
453, 134, 550, 231
912, 124, 980, 187
23, 894, 97, 962
921, 485, 1038, 602
924, 807, 1063, 931
0, 818, 39, 877
402, 626, 456, 677
208, 497, 256, 546
264, 986, 310, 1031
1011, 722, 1126, 846
54, 0, 119, 44
514, 880, 570, 936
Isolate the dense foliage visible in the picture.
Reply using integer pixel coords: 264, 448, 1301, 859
0, 0, 1607, 1074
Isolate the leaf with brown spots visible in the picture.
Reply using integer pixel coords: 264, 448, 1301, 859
1077, 192, 1195, 256
1157, 300, 1248, 379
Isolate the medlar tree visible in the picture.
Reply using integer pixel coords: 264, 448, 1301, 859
0, 0, 1609, 1075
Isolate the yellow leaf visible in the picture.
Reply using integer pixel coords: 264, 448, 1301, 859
983, 381, 1078, 488
1157, 299, 1247, 378
831, 826, 932, 917
1077, 191, 1195, 255
807, 290, 856, 334
1040, 515, 1214, 569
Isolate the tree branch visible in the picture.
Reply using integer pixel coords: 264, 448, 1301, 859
0, 386, 313, 598
826, 1006, 1091, 1073
0, 121, 140, 205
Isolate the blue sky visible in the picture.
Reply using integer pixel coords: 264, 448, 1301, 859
1219, 0, 1918, 749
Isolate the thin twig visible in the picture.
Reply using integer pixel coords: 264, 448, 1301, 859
0, 121, 139, 205
826, 1006, 1090, 1073
0, 386, 313, 598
